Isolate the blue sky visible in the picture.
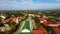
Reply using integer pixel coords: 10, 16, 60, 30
0, 0, 60, 10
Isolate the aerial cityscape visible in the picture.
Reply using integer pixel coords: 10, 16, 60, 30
0, 0, 60, 34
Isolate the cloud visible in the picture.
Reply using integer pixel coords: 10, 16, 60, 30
56, 0, 60, 1
0, 0, 60, 10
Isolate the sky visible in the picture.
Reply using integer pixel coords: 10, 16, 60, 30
0, 0, 60, 10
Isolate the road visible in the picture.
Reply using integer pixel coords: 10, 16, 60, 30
13, 25, 21, 34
